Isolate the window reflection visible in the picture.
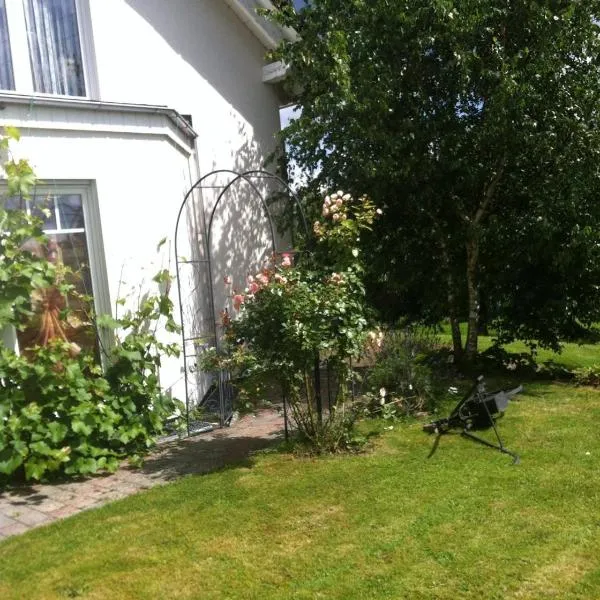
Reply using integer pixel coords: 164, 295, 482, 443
7, 193, 98, 357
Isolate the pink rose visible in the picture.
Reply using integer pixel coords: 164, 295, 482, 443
233, 294, 245, 311
248, 281, 260, 295
281, 253, 293, 268
257, 273, 269, 286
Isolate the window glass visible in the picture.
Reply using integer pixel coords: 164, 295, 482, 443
0, 0, 15, 90
8, 193, 98, 356
23, 0, 86, 96
31, 194, 58, 229
57, 194, 84, 229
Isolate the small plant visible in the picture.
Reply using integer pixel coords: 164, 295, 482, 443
573, 365, 600, 387
365, 327, 443, 418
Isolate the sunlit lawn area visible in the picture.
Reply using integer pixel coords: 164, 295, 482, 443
2, 368, 600, 599
438, 322, 600, 370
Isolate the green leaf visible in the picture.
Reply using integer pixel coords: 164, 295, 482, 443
4, 126, 20, 141
47, 422, 68, 444
71, 419, 93, 437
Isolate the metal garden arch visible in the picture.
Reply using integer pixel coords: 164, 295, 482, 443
174, 169, 309, 436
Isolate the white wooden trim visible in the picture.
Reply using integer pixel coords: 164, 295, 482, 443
5, 0, 33, 93
0, 92, 198, 144
76, 0, 99, 100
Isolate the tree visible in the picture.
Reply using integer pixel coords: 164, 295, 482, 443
267, 0, 600, 361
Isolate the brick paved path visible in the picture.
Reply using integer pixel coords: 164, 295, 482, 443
0, 408, 285, 540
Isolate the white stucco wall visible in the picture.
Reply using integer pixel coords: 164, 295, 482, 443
89, 0, 283, 175
1, 103, 197, 396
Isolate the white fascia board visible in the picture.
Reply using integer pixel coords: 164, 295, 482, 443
0, 93, 197, 139
0, 93, 197, 155
224, 0, 298, 50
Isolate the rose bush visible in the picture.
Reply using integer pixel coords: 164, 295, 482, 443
203, 191, 379, 452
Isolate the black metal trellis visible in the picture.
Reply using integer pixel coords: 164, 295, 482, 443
174, 169, 309, 436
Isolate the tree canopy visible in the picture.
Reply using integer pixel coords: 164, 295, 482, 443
268, 0, 600, 360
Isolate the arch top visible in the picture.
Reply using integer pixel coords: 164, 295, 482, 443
173, 169, 309, 434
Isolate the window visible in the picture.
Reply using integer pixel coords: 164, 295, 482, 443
0, 0, 95, 97
4, 186, 108, 357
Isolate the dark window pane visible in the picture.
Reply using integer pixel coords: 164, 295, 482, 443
57, 194, 84, 228
31, 195, 58, 229
0, 0, 15, 90
2, 196, 25, 211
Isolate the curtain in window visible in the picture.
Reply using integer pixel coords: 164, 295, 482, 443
0, 0, 15, 90
24, 0, 86, 96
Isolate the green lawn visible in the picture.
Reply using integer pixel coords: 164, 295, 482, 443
439, 323, 600, 370
2, 376, 600, 599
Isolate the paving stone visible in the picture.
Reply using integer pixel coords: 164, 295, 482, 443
36, 500, 69, 514
47, 505, 79, 519
0, 514, 18, 529
13, 507, 50, 527
0, 522, 29, 537
71, 495, 98, 510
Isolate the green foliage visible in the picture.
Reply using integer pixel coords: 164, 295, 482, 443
205, 191, 377, 452
573, 365, 600, 387
0, 280, 182, 483
364, 328, 444, 419
0, 130, 56, 330
267, 0, 600, 359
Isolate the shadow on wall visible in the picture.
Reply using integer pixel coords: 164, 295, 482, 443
175, 145, 295, 410
123, 0, 286, 148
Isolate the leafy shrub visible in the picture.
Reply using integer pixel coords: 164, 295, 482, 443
365, 327, 442, 418
203, 191, 379, 453
573, 365, 600, 387
0, 281, 182, 483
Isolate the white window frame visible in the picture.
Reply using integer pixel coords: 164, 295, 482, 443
2, 0, 99, 99
1, 180, 111, 356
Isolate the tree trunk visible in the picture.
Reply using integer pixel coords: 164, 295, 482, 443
447, 274, 463, 361
440, 241, 463, 361
465, 236, 480, 362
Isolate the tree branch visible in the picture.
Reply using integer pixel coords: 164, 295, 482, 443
474, 156, 507, 225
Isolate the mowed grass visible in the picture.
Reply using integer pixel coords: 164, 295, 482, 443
2, 380, 600, 599
439, 323, 600, 370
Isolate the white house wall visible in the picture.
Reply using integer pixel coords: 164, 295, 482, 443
89, 0, 284, 175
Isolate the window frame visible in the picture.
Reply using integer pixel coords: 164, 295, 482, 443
2, 0, 99, 99
1, 180, 111, 357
